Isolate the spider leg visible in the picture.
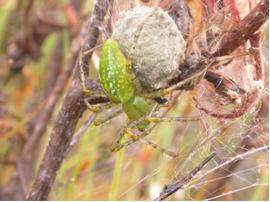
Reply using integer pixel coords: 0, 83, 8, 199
94, 104, 123, 126
84, 98, 104, 112
83, 98, 123, 127
111, 119, 180, 158
79, 44, 103, 95
110, 114, 200, 157
146, 116, 200, 123
79, 51, 91, 95
79, 46, 122, 121
111, 119, 178, 158
125, 128, 178, 158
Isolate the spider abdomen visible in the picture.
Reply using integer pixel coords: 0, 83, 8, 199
99, 39, 134, 103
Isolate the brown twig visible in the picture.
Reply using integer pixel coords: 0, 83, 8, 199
26, 0, 111, 200
249, 33, 263, 80
22, 27, 81, 161
2, 2, 88, 200
212, 0, 269, 57
154, 153, 216, 201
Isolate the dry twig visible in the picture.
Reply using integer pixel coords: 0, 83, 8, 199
154, 153, 216, 201
212, 0, 269, 57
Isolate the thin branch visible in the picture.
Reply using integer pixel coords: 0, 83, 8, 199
106, 0, 114, 37
212, 0, 269, 57
22, 23, 83, 159
154, 153, 216, 201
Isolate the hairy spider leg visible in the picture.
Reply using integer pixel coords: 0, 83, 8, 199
125, 128, 179, 158
79, 51, 90, 95
84, 97, 124, 126
79, 46, 104, 96
93, 104, 123, 126
110, 117, 178, 157
110, 109, 200, 158
79, 46, 108, 114
83, 98, 107, 112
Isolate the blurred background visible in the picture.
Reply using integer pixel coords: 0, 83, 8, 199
0, 0, 268, 200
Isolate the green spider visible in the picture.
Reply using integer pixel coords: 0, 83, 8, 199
79, 39, 203, 157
